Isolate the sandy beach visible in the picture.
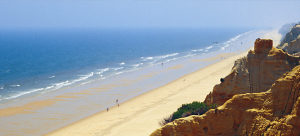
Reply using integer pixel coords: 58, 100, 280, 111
44, 30, 281, 136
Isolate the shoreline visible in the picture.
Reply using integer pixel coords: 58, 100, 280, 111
45, 30, 281, 136
0, 29, 279, 136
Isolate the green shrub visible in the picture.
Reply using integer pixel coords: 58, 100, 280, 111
159, 102, 218, 126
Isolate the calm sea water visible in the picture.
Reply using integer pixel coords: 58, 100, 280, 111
0, 27, 256, 103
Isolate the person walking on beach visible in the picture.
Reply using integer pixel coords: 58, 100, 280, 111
116, 99, 118, 104
107, 107, 109, 111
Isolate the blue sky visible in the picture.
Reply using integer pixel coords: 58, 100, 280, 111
1, 0, 300, 29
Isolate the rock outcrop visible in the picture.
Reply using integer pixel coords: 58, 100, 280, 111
151, 65, 300, 136
278, 22, 298, 39
204, 38, 300, 106
278, 23, 300, 54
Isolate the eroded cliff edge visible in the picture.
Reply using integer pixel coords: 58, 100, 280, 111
278, 23, 300, 54
204, 38, 300, 106
151, 60, 300, 136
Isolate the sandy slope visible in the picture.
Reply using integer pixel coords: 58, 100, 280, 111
45, 30, 281, 136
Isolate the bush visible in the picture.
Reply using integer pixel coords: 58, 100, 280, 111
159, 102, 218, 126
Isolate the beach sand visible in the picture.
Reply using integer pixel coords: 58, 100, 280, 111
45, 30, 281, 136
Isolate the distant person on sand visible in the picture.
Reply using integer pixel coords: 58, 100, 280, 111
118, 104, 119, 107
107, 107, 109, 111
116, 99, 118, 104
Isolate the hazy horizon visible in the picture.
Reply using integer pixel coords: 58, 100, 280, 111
1, 0, 300, 29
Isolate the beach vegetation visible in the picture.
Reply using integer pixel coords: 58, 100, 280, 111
159, 101, 218, 126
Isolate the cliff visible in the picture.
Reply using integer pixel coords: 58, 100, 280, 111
278, 22, 298, 39
151, 64, 300, 136
278, 23, 300, 54
204, 38, 300, 106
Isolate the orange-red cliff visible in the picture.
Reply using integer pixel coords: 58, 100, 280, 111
151, 64, 300, 136
204, 38, 300, 106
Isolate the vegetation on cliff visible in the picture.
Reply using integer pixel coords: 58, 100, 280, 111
159, 102, 217, 126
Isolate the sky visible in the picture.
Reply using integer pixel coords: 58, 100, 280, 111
0, 0, 300, 29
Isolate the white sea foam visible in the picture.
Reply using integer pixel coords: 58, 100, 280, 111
181, 53, 195, 58
108, 68, 139, 77
169, 53, 179, 56
159, 53, 179, 59
10, 85, 20, 87
49, 75, 55, 78
192, 49, 203, 52
142, 53, 179, 63
4, 72, 96, 100
205, 46, 213, 49
44, 80, 72, 91
226, 30, 253, 44
166, 58, 178, 62
81, 81, 92, 85
4, 88, 44, 100
96, 68, 109, 75
146, 53, 180, 64
218, 30, 254, 51
132, 63, 143, 68
51, 80, 70, 90
113, 67, 123, 71
120, 62, 125, 65
6, 70, 10, 73
146, 57, 153, 60
76, 72, 94, 82
115, 72, 123, 75
132, 64, 140, 68
221, 43, 230, 50
45, 85, 54, 90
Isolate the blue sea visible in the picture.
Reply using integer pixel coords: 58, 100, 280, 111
0, 27, 259, 104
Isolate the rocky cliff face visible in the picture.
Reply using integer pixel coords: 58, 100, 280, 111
204, 38, 300, 106
278, 22, 298, 37
151, 64, 300, 136
278, 23, 300, 54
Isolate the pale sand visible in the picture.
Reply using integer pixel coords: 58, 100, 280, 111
45, 30, 282, 136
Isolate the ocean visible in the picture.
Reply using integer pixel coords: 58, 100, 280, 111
0, 27, 267, 135
0, 27, 257, 103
